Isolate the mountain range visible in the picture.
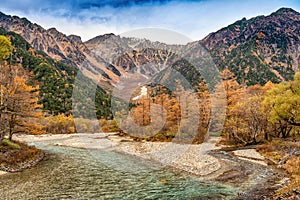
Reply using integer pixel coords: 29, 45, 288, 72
0, 7, 299, 116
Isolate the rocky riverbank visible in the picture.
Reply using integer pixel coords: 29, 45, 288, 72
12, 133, 290, 199
115, 138, 223, 177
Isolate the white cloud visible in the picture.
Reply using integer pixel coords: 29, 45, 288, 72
1, 0, 300, 42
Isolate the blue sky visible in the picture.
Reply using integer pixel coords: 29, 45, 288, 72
1, 0, 300, 42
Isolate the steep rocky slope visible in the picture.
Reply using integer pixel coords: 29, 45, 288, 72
1, 7, 299, 88
0, 12, 118, 85
0, 27, 112, 118
0, 13, 85, 66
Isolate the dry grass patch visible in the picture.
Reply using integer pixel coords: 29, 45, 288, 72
0, 140, 41, 169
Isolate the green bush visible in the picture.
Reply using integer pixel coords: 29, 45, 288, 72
2, 139, 21, 149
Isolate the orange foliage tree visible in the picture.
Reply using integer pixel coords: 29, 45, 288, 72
0, 36, 44, 141
219, 69, 245, 142
129, 81, 211, 144
5, 65, 45, 140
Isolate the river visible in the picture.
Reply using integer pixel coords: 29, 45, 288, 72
0, 139, 238, 199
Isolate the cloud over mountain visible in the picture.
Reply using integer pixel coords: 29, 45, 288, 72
1, 0, 300, 41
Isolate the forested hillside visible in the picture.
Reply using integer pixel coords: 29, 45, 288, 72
201, 8, 299, 85
0, 28, 112, 118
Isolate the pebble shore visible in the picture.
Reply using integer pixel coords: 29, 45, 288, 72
14, 133, 224, 177
116, 140, 222, 176
12, 133, 268, 178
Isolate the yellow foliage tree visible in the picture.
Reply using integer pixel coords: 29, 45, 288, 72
45, 114, 75, 134
264, 72, 300, 138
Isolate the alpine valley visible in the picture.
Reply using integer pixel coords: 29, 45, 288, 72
1, 6, 300, 200
0, 8, 299, 118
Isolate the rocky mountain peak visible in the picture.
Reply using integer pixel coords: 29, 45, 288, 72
47, 27, 60, 34
68, 35, 82, 44
0, 13, 90, 67
47, 27, 68, 41
85, 33, 118, 45
273, 7, 299, 16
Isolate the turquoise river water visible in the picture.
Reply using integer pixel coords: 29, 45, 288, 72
0, 140, 238, 199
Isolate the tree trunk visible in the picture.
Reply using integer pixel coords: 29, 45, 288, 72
0, 131, 3, 144
264, 132, 269, 141
3, 56, 12, 142
253, 135, 257, 144
0, 65, 3, 144
8, 131, 12, 141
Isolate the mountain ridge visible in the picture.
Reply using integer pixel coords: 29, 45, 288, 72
0, 7, 299, 88
200, 7, 299, 85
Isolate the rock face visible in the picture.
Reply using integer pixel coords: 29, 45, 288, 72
0, 12, 114, 84
0, 8, 300, 87
0, 13, 85, 67
0, 12, 178, 86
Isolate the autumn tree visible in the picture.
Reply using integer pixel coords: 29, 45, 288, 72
226, 95, 267, 144
128, 80, 212, 144
153, 87, 175, 136
6, 69, 45, 140
131, 98, 151, 126
192, 81, 211, 143
264, 72, 300, 138
0, 35, 13, 60
223, 82, 275, 145
0, 35, 13, 143
164, 94, 180, 138
0, 36, 44, 143
219, 69, 245, 142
